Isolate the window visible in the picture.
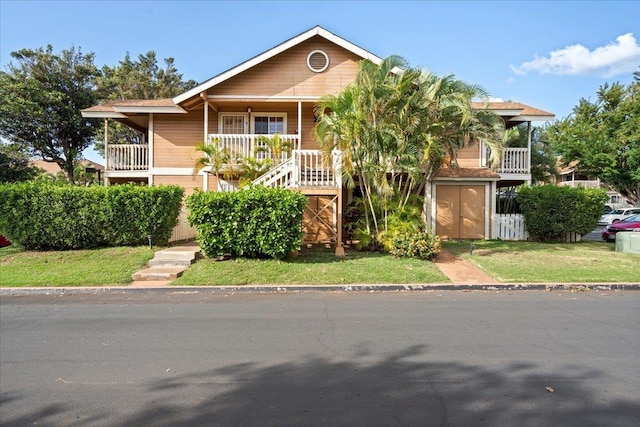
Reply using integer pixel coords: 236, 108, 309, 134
219, 114, 247, 134
251, 114, 286, 135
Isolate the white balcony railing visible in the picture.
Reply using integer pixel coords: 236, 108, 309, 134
208, 134, 299, 162
252, 150, 340, 189
106, 144, 149, 171
559, 180, 601, 189
494, 147, 529, 174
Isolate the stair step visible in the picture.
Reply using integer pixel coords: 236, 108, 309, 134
132, 266, 186, 281
152, 252, 197, 261
148, 259, 194, 267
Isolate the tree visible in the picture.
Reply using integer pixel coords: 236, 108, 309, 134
315, 56, 504, 247
0, 45, 101, 182
0, 141, 40, 183
546, 72, 640, 205
93, 52, 197, 153
193, 138, 231, 189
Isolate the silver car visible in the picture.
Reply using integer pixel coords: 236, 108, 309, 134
598, 207, 640, 226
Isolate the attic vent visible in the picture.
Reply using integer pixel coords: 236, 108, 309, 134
307, 50, 329, 73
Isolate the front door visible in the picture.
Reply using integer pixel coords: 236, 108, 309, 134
435, 185, 485, 239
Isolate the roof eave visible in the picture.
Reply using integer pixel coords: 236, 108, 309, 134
81, 111, 128, 118
112, 105, 187, 114
510, 114, 555, 122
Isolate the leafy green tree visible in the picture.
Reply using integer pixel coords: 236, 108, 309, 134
546, 72, 640, 205
0, 141, 40, 183
315, 56, 504, 247
93, 52, 197, 154
0, 46, 101, 182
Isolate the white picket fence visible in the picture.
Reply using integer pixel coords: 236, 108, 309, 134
493, 214, 528, 241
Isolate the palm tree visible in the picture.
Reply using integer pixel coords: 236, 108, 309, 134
315, 56, 504, 247
193, 138, 230, 190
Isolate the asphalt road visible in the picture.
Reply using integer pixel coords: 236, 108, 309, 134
1, 291, 639, 426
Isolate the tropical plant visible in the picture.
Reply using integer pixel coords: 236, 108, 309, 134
255, 133, 294, 165
193, 138, 231, 189
314, 56, 504, 248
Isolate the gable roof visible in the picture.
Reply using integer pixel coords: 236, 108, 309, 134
172, 25, 383, 105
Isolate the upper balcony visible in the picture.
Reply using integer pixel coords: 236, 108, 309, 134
494, 147, 529, 175
208, 133, 299, 162
106, 144, 149, 171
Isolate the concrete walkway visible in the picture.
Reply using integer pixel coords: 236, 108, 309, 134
433, 249, 498, 284
128, 244, 497, 288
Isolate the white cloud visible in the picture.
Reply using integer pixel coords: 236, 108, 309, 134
511, 33, 640, 77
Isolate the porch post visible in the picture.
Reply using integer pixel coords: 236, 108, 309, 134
103, 118, 108, 186
297, 101, 302, 150
148, 113, 154, 186
490, 180, 498, 239
203, 100, 209, 191
335, 189, 345, 257
527, 121, 532, 173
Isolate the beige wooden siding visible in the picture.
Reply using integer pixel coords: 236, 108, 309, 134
207, 174, 218, 191
301, 103, 319, 150
154, 112, 203, 168
211, 37, 360, 98
153, 175, 203, 196
457, 142, 481, 168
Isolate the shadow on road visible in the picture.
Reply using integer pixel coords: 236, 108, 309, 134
3, 345, 637, 426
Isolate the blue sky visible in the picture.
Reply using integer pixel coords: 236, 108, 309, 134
2, 0, 639, 163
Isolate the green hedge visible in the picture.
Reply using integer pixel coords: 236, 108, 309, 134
0, 182, 183, 249
517, 185, 607, 242
186, 187, 307, 259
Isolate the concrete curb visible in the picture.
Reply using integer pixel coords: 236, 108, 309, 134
1, 282, 639, 296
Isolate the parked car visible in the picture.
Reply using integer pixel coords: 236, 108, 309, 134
598, 207, 640, 226
0, 233, 11, 248
602, 214, 640, 241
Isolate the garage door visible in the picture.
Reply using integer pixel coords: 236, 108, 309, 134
436, 185, 485, 239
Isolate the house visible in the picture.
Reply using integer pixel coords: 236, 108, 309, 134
32, 159, 104, 183
557, 160, 631, 206
81, 26, 554, 249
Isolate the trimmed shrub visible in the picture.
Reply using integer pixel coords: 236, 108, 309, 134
391, 231, 441, 261
0, 182, 183, 250
186, 187, 307, 259
516, 185, 607, 242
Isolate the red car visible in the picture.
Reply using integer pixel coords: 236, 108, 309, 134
0, 233, 11, 248
602, 214, 640, 241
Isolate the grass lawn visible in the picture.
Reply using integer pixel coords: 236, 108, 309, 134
443, 240, 640, 283
173, 247, 449, 286
0, 245, 155, 287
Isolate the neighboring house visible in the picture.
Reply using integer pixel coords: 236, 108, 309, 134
81, 26, 554, 248
32, 159, 104, 176
557, 160, 631, 206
